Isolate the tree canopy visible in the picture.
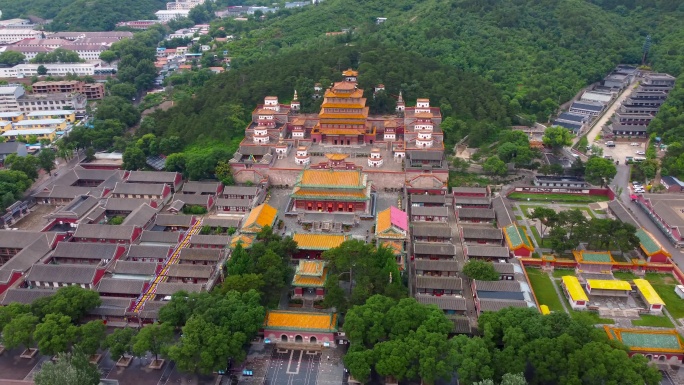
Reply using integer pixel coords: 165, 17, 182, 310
34, 351, 100, 385
463, 260, 499, 281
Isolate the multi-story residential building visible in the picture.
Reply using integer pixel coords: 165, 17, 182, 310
0, 86, 25, 112
27, 110, 75, 123
0, 112, 25, 122
83, 83, 105, 99
32, 81, 104, 100
16, 93, 87, 113
0, 63, 95, 78
0, 29, 42, 44
167, 0, 203, 10
155, 10, 191, 22
12, 118, 67, 131
1, 128, 56, 142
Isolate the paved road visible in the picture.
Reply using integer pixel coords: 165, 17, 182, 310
25, 150, 83, 198
583, 79, 640, 144
611, 163, 684, 268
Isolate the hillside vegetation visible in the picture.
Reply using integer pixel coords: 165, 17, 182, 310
218, 0, 684, 121
0, 0, 166, 31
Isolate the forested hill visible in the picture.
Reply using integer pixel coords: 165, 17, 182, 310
225, 0, 684, 121
0, 0, 166, 31
142, 42, 510, 148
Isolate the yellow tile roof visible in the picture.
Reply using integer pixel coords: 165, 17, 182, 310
540, 305, 550, 315
316, 127, 367, 135
230, 234, 254, 249
321, 102, 366, 109
292, 268, 328, 287
241, 203, 277, 232
325, 153, 349, 161
562, 276, 589, 302
376, 208, 392, 234
264, 310, 338, 332
324, 89, 364, 98
587, 279, 632, 291
296, 260, 325, 275
298, 169, 363, 187
633, 279, 665, 306
381, 241, 404, 255
291, 188, 368, 200
293, 233, 347, 250
342, 69, 358, 76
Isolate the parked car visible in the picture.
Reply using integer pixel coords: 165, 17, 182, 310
636, 151, 646, 155
631, 142, 640, 146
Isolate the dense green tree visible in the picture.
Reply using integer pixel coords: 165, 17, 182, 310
463, 260, 499, 281
99, 50, 117, 65
31, 48, 84, 64
122, 146, 147, 170
37, 65, 48, 75
38, 148, 56, 175
529, 207, 558, 241
109, 83, 137, 100
31, 286, 101, 322
104, 328, 137, 360
542, 126, 573, 152
34, 351, 100, 385
218, 273, 264, 294
0, 51, 26, 66
1, 313, 38, 351
585, 157, 617, 186
0, 170, 33, 211
95, 96, 140, 127
5, 154, 39, 180
74, 320, 106, 356
483, 156, 507, 176
132, 322, 174, 362
34, 313, 78, 356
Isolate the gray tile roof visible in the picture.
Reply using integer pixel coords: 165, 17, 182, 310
0, 141, 24, 155
411, 206, 449, 217
74, 224, 138, 241
410, 194, 446, 204
26, 264, 98, 284
608, 200, 639, 227
181, 181, 221, 194
155, 214, 194, 227
97, 278, 145, 295
452, 187, 487, 194
478, 298, 528, 312
178, 248, 222, 262
139, 230, 182, 244
113, 182, 166, 196
122, 203, 158, 227
415, 294, 466, 311
457, 208, 495, 219
492, 196, 514, 227
414, 242, 456, 256
222, 186, 258, 197
166, 264, 213, 279
137, 300, 166, 319
466, 245, 510, 258
88, 297, 131, 316
474, 280, 521, 292
103, 198, 154, 212
112, 261, 158, 275
414, 259, 461, 272
49, 195, 99, 219
460, 226, 503, 240
51, 242, 119, 260
1, 288, 55, 305
492, 262, 515, 275
0, 230, 47, 249
477, 290, 526, 301
126, 171, 179, 184
172, 193, 212, 206
416, 276, 463, 291
411, 222, 451, 238
407, 150, 443, 161
34, 185, 106, 200
216, 198, 252, 208
453, 197, 490, 206
189, 234, 231, 246
126, 245, 172, 259
0, 235, 55, 283
447, 316, 472, 334
202, 217, 241, 229
155, 282, 204, 296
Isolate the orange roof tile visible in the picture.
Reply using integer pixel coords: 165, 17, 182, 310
342, 69, 358, 76
293, 233, 347, 250
324, 89, 364, 98
325, 153, 349, 161
292, 188, 368, 200
230, 234, 254, 248
298, 169, 363, 187
296, 260, 326, 275
381, 240, 404, 255
319, 113, 368, 120
241, 203, 277, 233
292, 269, 328, 287
332, 81, 356, 90
316, 128, 366, 134
321, 102, 367, 109
264, 310, 337, 332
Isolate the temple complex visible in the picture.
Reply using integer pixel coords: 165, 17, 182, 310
291, 169, 372, 213
229, 68, 447, 189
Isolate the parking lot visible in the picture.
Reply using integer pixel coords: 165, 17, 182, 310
600, 140, 646, 164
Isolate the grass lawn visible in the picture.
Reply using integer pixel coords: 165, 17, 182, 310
552, 269, 576, 278
515, 215, 523, 221
644, 273, 676, 285
651, 284, 684, 319
519, 205, 543, 217
528, 225, 552, 248
578, 207, 596, 219
508, 192, 610, 203
632, 314, 674, 328
526, 268, 565, 312
612, 271, 638, 280
571, 310, 615, 325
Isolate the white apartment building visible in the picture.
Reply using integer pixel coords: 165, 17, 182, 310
17, 93, 87, 113
156, 10, 191, 22
0, 29, 42, 44
167, 0, 203, 10
0, 86, 26, 112
0, 63, 95, 78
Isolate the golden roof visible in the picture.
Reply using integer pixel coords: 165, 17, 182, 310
381, 240, 404, 255
292, 188, 368, 199
291, 117, 306, 126
241, 203, 277, 232
230, 234, 254, 249
256, 108, 276, 115
325, 153, 349, 161
317, 125, 367, 131
414, 112, 433, 119
264, 310, 337, 331
321, 102, 367, 109
296, 260, 326, 275
633, 279, 665, 306
292, 269, 328, 287
299, 169, 363, 187
293, 233, 347, 250
342, 68, 358, 76
332, 81, 356, 90
324, 89, 364, 98
319, 113, 368, 120
587, 279, 631, 291
561, 276, 589, 302
384, 120, 398, 128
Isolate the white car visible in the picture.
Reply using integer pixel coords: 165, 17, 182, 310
631, 142, 640, 146
636, 151, 646, 155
